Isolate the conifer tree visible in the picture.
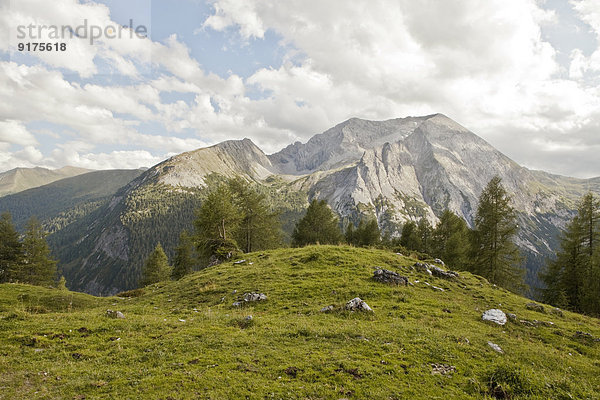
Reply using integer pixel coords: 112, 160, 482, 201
470, 176, 525, 293
140, 243, 172, 287
345, 222, 356, 245
57, 276, 68, 291
541, 193, 600, 313
0, 212, 23, 283
357, 218, 381, 247
172, 230, 195, 280
417, 217, 433, 254
228, 177, 281, 253
292, 199, 342, 246
346, 218, 380, 247
19, 217, 57, 286
194, 183, 241, 260
431, 210, 469, 269
400, 221, 421, 251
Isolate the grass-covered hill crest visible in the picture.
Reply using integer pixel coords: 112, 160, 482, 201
1, 245, 599, 399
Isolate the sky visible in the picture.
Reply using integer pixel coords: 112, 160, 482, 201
0, 0, 599, 178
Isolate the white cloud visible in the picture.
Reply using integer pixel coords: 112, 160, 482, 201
0, 120, 38, 146
570, 0, 600, 75
1, 0, 600, 179
50, 147, 164, 170
201, 0, 600, 177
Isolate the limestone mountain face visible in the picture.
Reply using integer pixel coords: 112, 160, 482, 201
277, 115, 591, 258
143, 138, 274, 188
42, 114, 598, 294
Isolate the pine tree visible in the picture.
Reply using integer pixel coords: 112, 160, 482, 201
540, 215, 585, 308
346, 218, 381, 247
140, 243, 172, 287
0, 212, 23, 283
19, 217, 57, 286
172, 230, 195, 280
228, 177, 281, 253
357, 218, 381, 247
431, 210, 470, 269
194, 183, 241, 260
541, 193, 600, 313
470, 176, 525, 293
345, 222, 356, 245
417, 218, 433, 254
292, 199, 342, 246
400, 221, 420, 251
57, 276, 68, 291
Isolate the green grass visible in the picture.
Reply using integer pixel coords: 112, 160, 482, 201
1, 245, 599, 399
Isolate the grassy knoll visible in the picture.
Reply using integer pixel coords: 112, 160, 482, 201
1, 245, 599, 399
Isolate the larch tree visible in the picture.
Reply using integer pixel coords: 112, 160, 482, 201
194, 182, 241, 261
416, 217, 433, 254
431, 209, 470, 270
541, 193, 600, 314
19, 217, 57, 286
292, 199, 342, 246
140, 243, 172, 287
400, 221, 421, 251
0, 212, 23, 283
470, 176, 525, 293
228, 177, 281, 253
171, 230, 196, 280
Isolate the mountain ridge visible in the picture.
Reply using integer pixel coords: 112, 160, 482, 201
0, 166, 92, 197
6, 114, 599, 295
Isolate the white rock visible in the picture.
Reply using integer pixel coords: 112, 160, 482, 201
482, 309, 507, 325
243, 293, 267, 302
488, 341, 504, 353
345, 297, 373, 312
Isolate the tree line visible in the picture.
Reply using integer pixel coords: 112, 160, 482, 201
141, 175, 527, 296
0, 213, 58, 286
540, 193, 600, 315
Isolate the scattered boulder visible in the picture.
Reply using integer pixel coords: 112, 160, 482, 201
482, 309, 507, 325
373, 268, 409, 285
432, 285, 445, 292
519, 319, 536, 327
431, 363, 456, 375
345, 297, 373, 312
233, 259, 247, 264
414, 262, 433, 276
232, 293, 267, 307
413, 262, 458, 279
526, 302, 545, 313
433, 258, 445, 266
550, 307, 564, 317
106, 310, 125, 319
244, 315, 253, 321
243, 293, 267, 302
429, 265, 459, 279
573, 331, 599, 341
320, 305, 334, 313
506, 313, 517, 321
487, 341, 504, 354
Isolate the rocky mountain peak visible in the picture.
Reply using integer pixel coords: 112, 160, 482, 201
134, 137, 274, 189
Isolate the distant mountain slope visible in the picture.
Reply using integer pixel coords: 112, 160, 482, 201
0, 169, 145, 232
7, 114, 599, 296
0, 166, 91, 197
